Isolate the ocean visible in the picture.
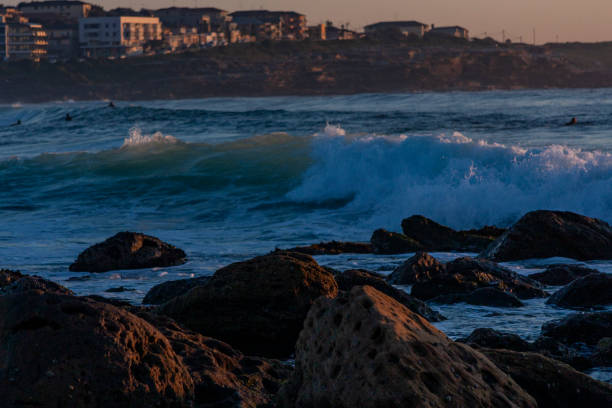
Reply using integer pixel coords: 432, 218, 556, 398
1, 90, 611, 381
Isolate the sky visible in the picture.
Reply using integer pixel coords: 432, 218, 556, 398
8, 0, 612, 43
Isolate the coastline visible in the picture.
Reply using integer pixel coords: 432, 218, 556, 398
3, 39, 612, 103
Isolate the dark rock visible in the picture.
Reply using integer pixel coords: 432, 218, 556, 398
459, 328, 531, 351
411, 256, 547, 301
160, 251, 338, 358
0, 290, 194, 407
464, 225, 507, 239
278, 286, 537, 408
593, 337, 612, 366
105, 286, 135, 293
528, 264, 599, 286
401, 215, 499, 251
65, 275, 92, 282
370, 228, 422, 254
541, 312, 612, 345
387, 251, 445, 285
0, 269, 24, 287
281, 241, 373, 255
546, 273, 612, 308
431, 287, 524, 307
0, 273, 73, 296
335, 268, 445, 322
69, 232, 187, 273
531, 336, 595, 371
481, 349, 612, 408
481, 210, 612, 261
142, 276, 211, 305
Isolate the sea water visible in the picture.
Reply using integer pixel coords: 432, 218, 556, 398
1, 90, 611, 381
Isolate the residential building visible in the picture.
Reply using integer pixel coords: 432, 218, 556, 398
79, 16, 162, 57
428, 25, 469, 39
308, 24, 325, 40
18, 1, 92, 21
0, 16, 48, 61
45, 21, 78, 58
364, 21, 430, 38
230, 10, 307, 41
164, 26, 200, 51
154, 7, 229, 32
325, 24, 358, 41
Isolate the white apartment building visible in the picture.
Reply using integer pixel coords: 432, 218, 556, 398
79, 16, 162, 57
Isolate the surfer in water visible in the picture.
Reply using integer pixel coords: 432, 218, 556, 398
565, 117, 577, 126
65, 113, 72, 121
10, 119, 21, 126
108, 101, 115, 108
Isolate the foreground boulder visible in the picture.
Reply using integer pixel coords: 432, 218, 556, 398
334, 269, 445, 322
69, 232, 187, 273
528, 264, 599, 286
481, 349, 612, 408
546, 273, 612, 308
481, 210, 612, 261
411, 256, 547, 301
459, 328, 531, 352
370, 228, 421, 254
160, 252, 338, 358
387, 251, 445, 285
278, 285, 537, 407
281, 241, 373, 255
0, 290, 194, 407
142, 276, 211, 305
401, 215, 502, 252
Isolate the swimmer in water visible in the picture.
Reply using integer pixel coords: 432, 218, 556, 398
65, 113, 72, 121
565, 117, 577, 126
10, 119, 21, 126
109, 101, 115, 108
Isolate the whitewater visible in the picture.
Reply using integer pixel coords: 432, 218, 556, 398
1, 90, 611, 382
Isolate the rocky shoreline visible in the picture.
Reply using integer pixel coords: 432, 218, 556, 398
1, 209, 612, 407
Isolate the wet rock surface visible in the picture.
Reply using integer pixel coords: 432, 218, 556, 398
278, 285, 537, 408
546, 273, 612, 308
334, 268, 445, 322
69, 232, 187, 273
459, 328, 531, 351
482, 349, 612, 408
281, 241, 373, 255
387, 251, 445, 285
143, 276, 211, 305
481, 210, 612, 261
528, 264, 599, 286
370, 228, 422, 254
431, 287, 524, 307
159, 251, 338, 358
541, 312, 612, 346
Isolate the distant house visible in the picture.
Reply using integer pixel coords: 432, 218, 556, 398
18, 1, 92, 21
79, 16, 162, 57
428, 25, 469, 39
364, 21, 430, 38
154, 7, 229, 32
230, 10, 307, 41
325, 24, 358, 41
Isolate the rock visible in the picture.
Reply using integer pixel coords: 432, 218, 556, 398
411, 256, 547, 301
593, 337, 612, 366
431, 287, 524, 308
401, 215, 499, 251
481, 349, 612, 408
160, 251, 338, 358
281, 241, 373, 255
528, 264, 599, 286
69, 232, 187, 273
335, 269, 445, 322
142, 276, 211, 305
546, 273, 612, 308
132, 310, 292, 408
0, 290, 194, 407
370, 228, 422, 254
0, 272, 73, 296
541, 312, 612, 345
481, 210, 612, 261
105, 286, 135, 293
459, 328, 531, 351
387, 251, 445, 285
278, 286, 537, 408
0, 269, 23, 287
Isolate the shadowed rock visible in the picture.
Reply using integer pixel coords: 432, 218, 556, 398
278, 285, 537, 408
0, 269, 23, 287
528, 264, 599, 286
431, 287, 524, 308
546, 273, 612, 308
481, 349, 612, 408
387, 251, 445, 285
541, 312, 612, 346
370, 228, 421, 254
481, 210, 612, 261
0, 269, 73, 296
459, 328, 531, 351
159, 251, 338, 358
142, 276, 211, 305
335, 268, 445, 322
281, 241, 373, 255
69, 232, 187, 273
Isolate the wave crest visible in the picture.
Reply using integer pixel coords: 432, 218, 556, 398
122, 127, 182, 148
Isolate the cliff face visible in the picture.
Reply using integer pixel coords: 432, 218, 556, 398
2, 39, 612, 103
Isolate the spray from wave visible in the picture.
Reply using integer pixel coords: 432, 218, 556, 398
287, 126, 612, 230
122, 127, 182, 147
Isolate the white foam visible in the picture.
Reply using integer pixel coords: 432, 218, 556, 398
288, 127, 612, 230
122, 127, 181, 147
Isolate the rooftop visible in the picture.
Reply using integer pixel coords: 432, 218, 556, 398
18, 1, 88, 7
364, 21, 428, 29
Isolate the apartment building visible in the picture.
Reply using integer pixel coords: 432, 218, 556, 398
18, 1, 92, 21
79, 16, 161, 57
0, 18, 48, 61
364, 21, 430, 38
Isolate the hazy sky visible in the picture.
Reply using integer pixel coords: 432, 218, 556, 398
9, 0, 612, 43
